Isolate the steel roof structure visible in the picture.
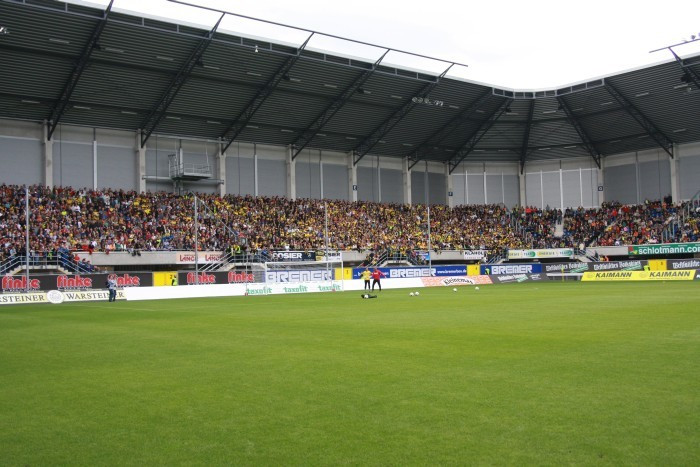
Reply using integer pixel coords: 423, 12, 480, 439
1, 0, 699, 173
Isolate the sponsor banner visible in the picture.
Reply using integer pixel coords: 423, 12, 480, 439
463, 250, 488, 260
351, 266, 467, 280
265, 270, 333, 283
0, 273, 152, 293
176, 252, 224, 264
269, 251, 317, 261
315, 251, 342, 262
628, 242, 700, 256
544, 263, 591, 274
544, 261, 652, 274
178, 271, 257, 285
667, 259, 700, 270
0, 289, 126, 305
490, 273, 544, 283
582, 270, 695, 281
124, 280, 354, 301
508, 248, 575, 259
421, 276, 493, 287
647, 259, 667, 271
480, 264, 543, 275
589, 260, 647, 272
0, 292, 48, 305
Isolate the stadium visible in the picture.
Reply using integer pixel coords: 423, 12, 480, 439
1, 0, 699, 464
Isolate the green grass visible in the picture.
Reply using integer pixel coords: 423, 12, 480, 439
1, 281, 699, 465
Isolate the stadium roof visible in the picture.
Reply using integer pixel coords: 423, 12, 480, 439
1, 0, 699, 172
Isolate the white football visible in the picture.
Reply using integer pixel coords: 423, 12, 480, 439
409, 292, 414, 296
453, 288, 457, 292
415, 291, 420, 296
363, 294, 369, 299
475, 287, 480, 291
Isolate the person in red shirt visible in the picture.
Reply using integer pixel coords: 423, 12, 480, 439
371, 268, 386, 291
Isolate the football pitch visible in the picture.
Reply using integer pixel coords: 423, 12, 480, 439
1, 281, 699, 465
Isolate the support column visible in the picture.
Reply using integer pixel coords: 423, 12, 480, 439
597, 165, 605, 206
319, 150, 324, 200
136, 130, 146, 193
286, 145, 296, 200
93, 129, 98, 190
253, 150, 259, 197
402, 157, 412, 205
218, 139, 226, 197
376, 156, 381, 202
519, 171, 526, 207
43, 121, 53, 188
670, 144, 680, 203
348, 152, 358, 202
445, 163, 454, 208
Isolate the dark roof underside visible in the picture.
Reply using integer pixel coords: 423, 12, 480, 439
1, 0, 699, 171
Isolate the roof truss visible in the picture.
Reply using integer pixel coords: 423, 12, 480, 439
46, 0, 114, 140
290, 50, 389, 160
604, 81, 674, 158
557, 96, 602, 169
519, 100, 536, 173
448, 98, 511, 174
407, 88, 493, 170
353, 64, 454, 166
219, 33, 314, 154
139, 14, 224, 148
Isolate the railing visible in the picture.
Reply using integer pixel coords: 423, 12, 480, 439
0, 254, 86, 275
169, 162, 212, 179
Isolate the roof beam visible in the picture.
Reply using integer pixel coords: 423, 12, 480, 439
139, 14, 224, 148
220, 33, 314, 154
604, 81, 674, 158
290, 50, 389, 160
557, 96, 602, 169
352, 64, 454, 166
519, 100, 536, 173
46, 0, 114, 140
669, 49, 700, 92
448, 98, 511, 174
405, 88, 493, 170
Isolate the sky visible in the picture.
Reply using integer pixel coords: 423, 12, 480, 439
75, 0, 700, 89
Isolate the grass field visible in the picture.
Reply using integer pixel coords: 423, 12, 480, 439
1, 281, 699, 465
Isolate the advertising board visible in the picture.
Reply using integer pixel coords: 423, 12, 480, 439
351, 266, 467, 280
177, 271, 257, 285
480, 264, 543, 275
176, 252, 224, 264
507, 248, 575, 259
265, 270, 333, 283
0, 273, 152, 293
667, 259, 700, 270
581, 270, 695, 281
421, 276, 493, 287
490, 273, 545, 283
0, 289, 127, 305
463, 250, 488, 260
628, 242, 700, 256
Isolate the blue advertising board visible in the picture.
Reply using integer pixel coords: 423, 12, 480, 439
352, 265, 467, 279
480, 264, 543, 275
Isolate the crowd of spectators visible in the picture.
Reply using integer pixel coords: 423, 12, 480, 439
0, 184, 697, 268
0, 185, 524, 264
668, 200, 700, 243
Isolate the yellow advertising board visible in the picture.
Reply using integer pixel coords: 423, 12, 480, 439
336, 267, 353, 280
582, 270, 694, 281
154, 272, 178, 286
647, 259, 667, 271
467, 264, 480, 276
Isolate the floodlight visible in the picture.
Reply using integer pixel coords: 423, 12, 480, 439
0, 26, 8, 34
